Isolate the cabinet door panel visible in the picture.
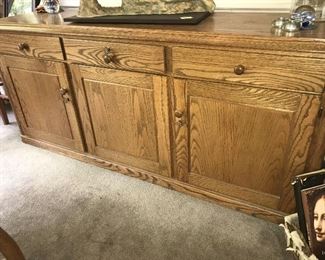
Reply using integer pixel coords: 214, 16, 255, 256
0, 56, 84, 151
10, 69, 72, 139
84, 79, 158, 162
173, 79, 321, 212
72, 65, 171, 176
189, 97, 292, 196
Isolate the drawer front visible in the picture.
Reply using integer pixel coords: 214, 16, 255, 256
0, 34, 63, 60
172, 47, 325, 93
64, 38, 165, 73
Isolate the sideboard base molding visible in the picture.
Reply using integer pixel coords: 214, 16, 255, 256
21, 135, 285, 223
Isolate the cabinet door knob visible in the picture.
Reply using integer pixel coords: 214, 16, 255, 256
175, 110, 184, 118
59, 88, 71, 103
103, 47, 114, 64
234, 64, 246, 75
17, 42, 29, 51
175, 111, 186, 126
59, 88, 68, 96
103, 54, 112, 64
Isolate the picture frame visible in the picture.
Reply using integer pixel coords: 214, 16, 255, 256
292, 169, 325, 241
301, 183, 325, 259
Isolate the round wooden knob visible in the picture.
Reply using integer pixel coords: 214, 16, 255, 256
17, 42, 29, 51
175, 110, 184, 118
59, 88, 68, 96
103, 54, 112, 64
234, 65, 245, 75
103, 47, 114, 64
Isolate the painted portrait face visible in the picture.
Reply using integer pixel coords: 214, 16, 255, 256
314, 196, 325, 242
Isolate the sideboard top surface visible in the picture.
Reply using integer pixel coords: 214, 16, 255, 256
0, 8, 325, 38
1, 8, 325, 53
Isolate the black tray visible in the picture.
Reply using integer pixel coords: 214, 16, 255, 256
64, 12, 210, 25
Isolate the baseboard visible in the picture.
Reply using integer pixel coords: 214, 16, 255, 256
21, 135, 286, 224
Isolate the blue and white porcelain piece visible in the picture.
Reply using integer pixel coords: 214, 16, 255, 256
43, 0, 60, 14
291, 5, 317, 29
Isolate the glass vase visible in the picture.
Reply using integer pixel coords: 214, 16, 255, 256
291, 0, 325, 19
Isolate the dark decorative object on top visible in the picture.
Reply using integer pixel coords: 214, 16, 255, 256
65, 0, 214, 25
64, 12, 211, 25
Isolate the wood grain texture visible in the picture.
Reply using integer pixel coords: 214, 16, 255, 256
84, 79, 158, 161
173, 46, 325, 93
152, 76, 172, 177
279, 94, 322, 212
188, 96, 293, 196
0, 56, 84, 151
189, 173, 279, 209
0, 34, 63, 60
305, 92, 325, 171
64, 38, 165, 73
173, 79, 189, 182
21, 135, 286, 224
2, 11, 325, 57
173, 79, 321, 213
71, 64, 171, 177
10, 68, 72, 138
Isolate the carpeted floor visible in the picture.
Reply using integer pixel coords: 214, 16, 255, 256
0, 106, 294, 260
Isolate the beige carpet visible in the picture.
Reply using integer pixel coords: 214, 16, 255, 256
0, 107, 294, 260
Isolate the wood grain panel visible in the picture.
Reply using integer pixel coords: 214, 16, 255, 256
278, 94, 322, 212
64, 38, 165, 73
189, 173, 279, 209
189, 96, 293, 196
152, 76, 172, 177
305, 92, 325, 171
10, 68, 72, 139
173, 78, 321, 213
71, 64, 171, 177
173, 79, 189, 182
173, 47, 325, 93
0, 56, 84, 151
3, 12, 325, 59
79, 66, 155, 90
83, 79, 158, 162
95, 146, 160, 174
0, 34, 63, 60
187, 80, 301, 112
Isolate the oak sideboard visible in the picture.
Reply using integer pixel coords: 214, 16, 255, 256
0, 10, 324, 223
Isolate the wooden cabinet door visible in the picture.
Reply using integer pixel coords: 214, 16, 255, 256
71, 65, 171, 177
173, 79, 321, 213
0, 56, 84, 151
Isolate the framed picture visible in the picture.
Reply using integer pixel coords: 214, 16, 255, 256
301, 183, 325, 259
292, 169, 325, 241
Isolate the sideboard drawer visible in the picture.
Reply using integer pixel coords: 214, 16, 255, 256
0, 34, 63, 60
172, 46, 325, 93
64, 38, 165, 73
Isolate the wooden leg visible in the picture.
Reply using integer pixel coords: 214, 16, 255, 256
0, 97, 9, 125
0, 227, 25, 260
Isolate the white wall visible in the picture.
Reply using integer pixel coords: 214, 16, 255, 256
60, 0, 292, 9
215, 0, 291, 9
